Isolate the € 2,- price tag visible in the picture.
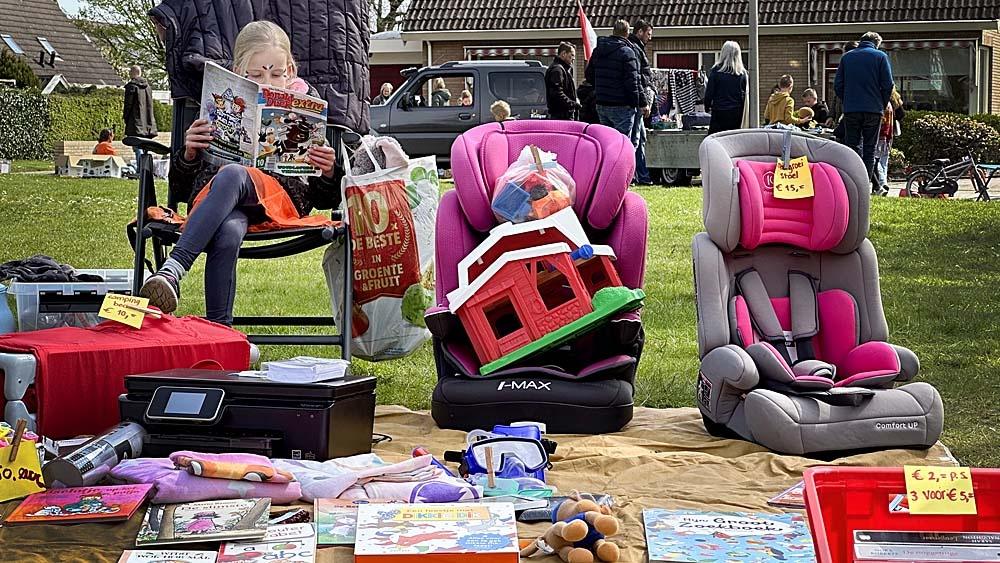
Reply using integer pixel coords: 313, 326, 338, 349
904, 465, 977, 515
98, 293, 150, 329
773, 156, 815, 200
0, 439, 45, 502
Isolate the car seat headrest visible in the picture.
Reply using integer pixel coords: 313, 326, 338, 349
699, 129, 870, 254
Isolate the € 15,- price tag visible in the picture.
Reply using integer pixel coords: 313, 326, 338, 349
773, 156, 815, 200
903, 465, 977, 515
98, 293, 150, 329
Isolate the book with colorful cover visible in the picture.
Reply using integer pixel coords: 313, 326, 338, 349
135, 498, 270, 547
4, 484, 153, 525
354, 503, 519, 562
118, 550, 218, 563
218, 523, 315, 562
643, 509, 814, 562
314, 498, 407, 546
767, 480, 805, 509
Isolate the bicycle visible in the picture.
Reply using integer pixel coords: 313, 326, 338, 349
903, 150, 1000, 201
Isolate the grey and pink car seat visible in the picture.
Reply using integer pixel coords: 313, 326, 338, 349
425, 120, 648, 433
694, 129, 943, 455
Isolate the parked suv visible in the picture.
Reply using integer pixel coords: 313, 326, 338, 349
369, 60, 549, 164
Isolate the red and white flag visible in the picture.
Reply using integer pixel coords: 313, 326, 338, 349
578, 2, 597, 60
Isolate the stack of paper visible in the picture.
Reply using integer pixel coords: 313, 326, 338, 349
263, 357, 350, 383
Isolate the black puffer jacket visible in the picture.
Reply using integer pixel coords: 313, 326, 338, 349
584, 36, 640, 108
628, 34, 652, 108
545, 56, 578, 120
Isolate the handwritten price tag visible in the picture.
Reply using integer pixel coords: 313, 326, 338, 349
98, 293, 150, 329
904, 465, 977, 515
0, 439, 45, 502
773, 156, 815, 200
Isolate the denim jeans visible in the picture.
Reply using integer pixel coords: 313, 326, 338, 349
843, 112, 883, 186
631, 109, 651, 184
874, 138, 891, 188
597, 105, 637, 144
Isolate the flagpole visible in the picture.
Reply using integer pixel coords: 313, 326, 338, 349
748, 0, 760, 127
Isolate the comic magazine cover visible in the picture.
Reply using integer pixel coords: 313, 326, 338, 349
218, 523, 315, 563
118, 550, 217, 563
200, 62, 328, 177
314, 498, 407, 545
643, 509, 814, 562
354, 503, 519, 562
135, 498, 269, 547
4, 484, 153, 525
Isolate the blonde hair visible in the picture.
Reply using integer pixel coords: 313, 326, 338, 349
232, 21, 296, 76
718, 41, 745, 75
890, 87, 902, 109
491, 100, 511, 121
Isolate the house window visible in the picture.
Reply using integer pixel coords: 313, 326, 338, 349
1, 34, 24, 55
37, 37, 62, 60
654, 51, 748, 72
890, 46, 972, 113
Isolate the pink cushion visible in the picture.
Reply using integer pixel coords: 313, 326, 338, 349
839, 341, 900, 380
736, 159, 850, 251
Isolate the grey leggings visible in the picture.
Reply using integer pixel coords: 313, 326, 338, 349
169, 164, 257, 325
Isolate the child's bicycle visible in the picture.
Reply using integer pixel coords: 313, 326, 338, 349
903, 151, 1000, 201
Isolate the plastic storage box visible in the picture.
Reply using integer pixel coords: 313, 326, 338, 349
7, 269, 138, 331
804, 466, 1000, 563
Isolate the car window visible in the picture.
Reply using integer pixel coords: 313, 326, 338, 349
400, 73, 476, 108
489, 72, 545, 106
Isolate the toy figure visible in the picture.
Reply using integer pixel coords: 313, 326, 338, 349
63, 494, 120, 514
520, 492, 621, 563
179, 510, 224, 534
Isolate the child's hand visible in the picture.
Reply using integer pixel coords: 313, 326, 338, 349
184, 119, 214, 161
306, 145, 337, 178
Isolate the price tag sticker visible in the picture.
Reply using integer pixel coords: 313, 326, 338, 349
98, 293, 150, 329
904, 465, 977, 515
773, 156, 815, 200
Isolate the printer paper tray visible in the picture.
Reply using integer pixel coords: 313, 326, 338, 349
144, 433, 279, 458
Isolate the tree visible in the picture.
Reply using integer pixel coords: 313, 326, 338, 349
0, 50, 41, 89
370, 0, 409, 32
74, 0, 167, 88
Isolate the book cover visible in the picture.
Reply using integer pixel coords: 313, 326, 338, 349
4, 484, 153, 525
135, 498, 270, 547
201, 62, 260, 168
218, 523, 315, 562
118, 550, 218, 563
314, 498, 406, 546
354, 503, 519, 562
767, 481, 805, 509
643, 509, 814, 562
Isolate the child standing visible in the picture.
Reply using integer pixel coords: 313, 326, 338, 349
873, 88, 904, 196
490, 100, 512, 122
139, 21, 341, 325
764, 75, 810, 126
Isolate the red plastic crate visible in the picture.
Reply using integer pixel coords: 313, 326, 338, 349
804, 466, 1000, 563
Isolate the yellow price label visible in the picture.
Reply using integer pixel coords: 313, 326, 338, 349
773, 156, 815, 200
904, 465, 977, 515
98, 293, 150, 329
0, 439, 45, 502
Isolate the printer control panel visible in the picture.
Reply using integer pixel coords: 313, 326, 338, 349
145, 386, 225, 424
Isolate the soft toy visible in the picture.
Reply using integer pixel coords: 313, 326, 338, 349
520, 492, 621, 562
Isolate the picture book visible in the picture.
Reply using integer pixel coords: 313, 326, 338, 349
314, 498, 407, 546
767, 480, 805, 509
643, 509, 814, 562
118, 550, 218, 563
354, 503, 519, 562
4, 484, 153, 525
218, 523, 315, 563
135, 498, 270, 547
200, 61, 328, 177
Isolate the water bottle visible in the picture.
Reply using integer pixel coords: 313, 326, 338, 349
0, 285, 16, 333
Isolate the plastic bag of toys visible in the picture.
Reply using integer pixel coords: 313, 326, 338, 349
491, 145, 576, 223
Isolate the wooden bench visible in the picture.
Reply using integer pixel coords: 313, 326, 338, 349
53, 133, 173, 163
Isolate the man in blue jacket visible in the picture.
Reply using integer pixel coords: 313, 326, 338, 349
585, 20, 642, 142
834, 32, 894, 195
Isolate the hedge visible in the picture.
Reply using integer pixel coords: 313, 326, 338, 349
895, 110, 1000, 166
0, 89, 50, 160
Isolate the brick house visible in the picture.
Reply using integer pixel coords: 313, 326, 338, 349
0, 0, 121, 89
401, 0, 1000, 116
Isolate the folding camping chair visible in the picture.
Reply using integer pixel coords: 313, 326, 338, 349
125, 98, 354, 355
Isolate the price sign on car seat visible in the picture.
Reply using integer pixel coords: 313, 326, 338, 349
773, 156, 815, 200
904, 465, 977, 515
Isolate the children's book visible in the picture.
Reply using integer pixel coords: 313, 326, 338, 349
354, 503, 519, 562
118, 550, 218, 563
4, 484, 153, 525
218, 523, 315, 563
314, 498, 407, 546
643, 509, 814, 562
200, 61, 328, 177
135, 498, 270, 547
767, 480, 805, 509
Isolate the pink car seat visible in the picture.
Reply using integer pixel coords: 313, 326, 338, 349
694, 129, 943, 455
426, 120, 648, 433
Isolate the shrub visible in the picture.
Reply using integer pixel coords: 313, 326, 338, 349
898, 112, 1000, 165
0, 50, 40, 89
888, 148, 907, 178
972, 113, 1000, 136
48, 89, 172, 144
0, 88, 50, 159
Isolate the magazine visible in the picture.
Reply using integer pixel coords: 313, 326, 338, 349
767, 480, 805, 509
643, 509, 814, 562
135, 498, 270, 547
314, 498, 407, 546
4, 484, 153, 525
262, 356, 350, 383
118, 550, 217, 563
200, 61, 328, 177
218, 523, 315, 563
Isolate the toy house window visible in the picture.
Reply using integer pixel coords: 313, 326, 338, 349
577, 258, 611, 295
1, 34, 24, 55
36, 37, 62, 61
535, 261, 576, 311
485, 297, 522, 340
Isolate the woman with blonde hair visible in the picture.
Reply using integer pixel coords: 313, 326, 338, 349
431, 77, 451, 106
705, 41, 748, 133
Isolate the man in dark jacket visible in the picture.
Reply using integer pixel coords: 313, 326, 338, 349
834, 31, 894, 193
123, 65, 158, 163
628, 20, 653, 184
546, 42, 580, 120
584, 20, 641, 141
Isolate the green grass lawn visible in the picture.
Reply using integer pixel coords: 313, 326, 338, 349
8, 160, 53, 173
1, 170, 998, 466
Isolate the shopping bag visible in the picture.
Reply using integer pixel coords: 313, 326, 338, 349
324, 140, 438, 361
